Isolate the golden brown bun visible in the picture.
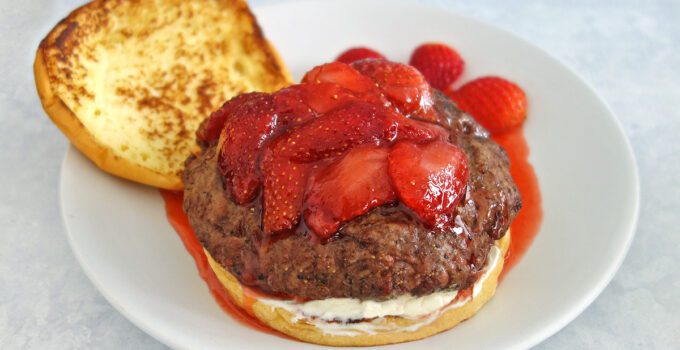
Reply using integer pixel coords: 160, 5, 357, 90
35, 0, 292, 189
207, 232, 510, 346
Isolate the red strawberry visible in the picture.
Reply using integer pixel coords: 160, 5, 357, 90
216, 75, 388, 208
218, 93, 277, 204
304, 145, 396, 239
260, 102, 437, 233
446, 76, 527, 134
220, 83, 333, 206
277, 80, 384, 120
197, 92, 265, 142
351, 59, 439, 122
300, 82, 383, 114
409, 43, 464, 90
272, 85, 317, 125
388, 140, 469, 227
336, 47, 386, 64
260, 157, 312, 234
302, 62, 376, 94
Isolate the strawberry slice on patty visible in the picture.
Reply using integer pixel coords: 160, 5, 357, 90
217, 93, 277, 204
304, 145, 396, 239
217, 78, 380, 204
388, 139, 469, 227
260, 101, 437, 234
301, 62, 387, 112
300, 82, 384, 114
351, 59, 439, 122
197, 92, 267, 143
302, 61, 377, 94
272, 85, 317, 125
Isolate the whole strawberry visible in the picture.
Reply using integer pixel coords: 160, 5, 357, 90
409, 43, 464, 90
446, 76, 527, 134
336, 47, 385, 64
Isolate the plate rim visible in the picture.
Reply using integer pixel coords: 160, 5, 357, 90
58, 150, 186, 349
58, 1, 641, 349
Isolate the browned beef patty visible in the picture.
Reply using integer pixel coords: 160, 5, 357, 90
182, 92, 521, 301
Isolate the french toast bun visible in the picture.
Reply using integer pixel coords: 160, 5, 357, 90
34, 0, 292, 189
205, 233, 510, 346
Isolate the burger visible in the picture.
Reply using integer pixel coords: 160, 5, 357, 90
182, 59, 521, 346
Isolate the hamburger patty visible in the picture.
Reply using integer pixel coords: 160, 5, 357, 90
182, 92, 521, 300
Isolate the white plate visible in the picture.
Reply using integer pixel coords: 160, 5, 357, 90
59, 0, 639, 349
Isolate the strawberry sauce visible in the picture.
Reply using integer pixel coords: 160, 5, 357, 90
160, 190, 290, 338
492, 127, 543, 280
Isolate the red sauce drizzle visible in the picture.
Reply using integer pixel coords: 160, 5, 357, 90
492, 127, 544, 281
160, 190, 291, 339
453, 286, 473, 303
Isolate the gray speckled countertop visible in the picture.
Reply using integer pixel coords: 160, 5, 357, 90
1, 0, 678, 348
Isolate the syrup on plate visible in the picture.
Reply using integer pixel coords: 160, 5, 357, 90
492, 127, 543, 281
160, 190, 290, 338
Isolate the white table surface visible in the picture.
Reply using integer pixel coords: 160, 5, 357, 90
1, 0, 678, 348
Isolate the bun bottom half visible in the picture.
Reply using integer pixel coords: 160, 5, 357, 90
205, 231, 510, 346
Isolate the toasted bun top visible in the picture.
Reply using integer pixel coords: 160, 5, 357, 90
37, 0, 292, 188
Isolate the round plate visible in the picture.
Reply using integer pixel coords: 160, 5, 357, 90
60, 0, 639, 349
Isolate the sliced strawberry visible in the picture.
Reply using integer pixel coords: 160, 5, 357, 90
283, 102, 437, 163
336, 47, 386, 64
197, 92, 266, 142
260, 156, 312, 234
261, 102, 437, 234
272, 85, 317, 126
351, 59, 439, 122
218, 93, 277, 204
218, 81, 386, 207
276, 81, 382, 119
301, 82, 386, 114
302, 82, 359, 114
302, 62, 377, 94
388, 140, 469, 227
304, 145, 396, 239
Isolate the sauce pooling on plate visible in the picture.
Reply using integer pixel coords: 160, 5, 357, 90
493, 127, 544, 280
160, 190, 289, 338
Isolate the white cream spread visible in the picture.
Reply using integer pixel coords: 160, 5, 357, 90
264, 289, 459, 322
473, 244, 500, 298
259, 245, 502, 335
